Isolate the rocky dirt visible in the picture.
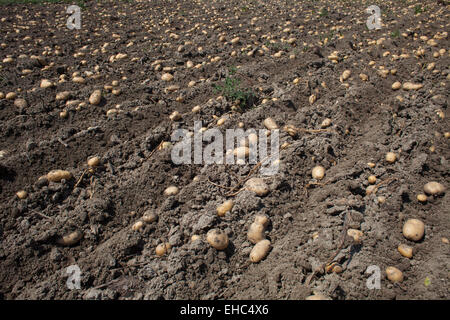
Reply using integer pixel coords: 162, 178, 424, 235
0, 0, 449, 300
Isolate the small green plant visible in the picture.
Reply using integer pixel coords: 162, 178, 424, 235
319, 7, 328, 17
414, 5, 423, 14
213, 67, 255, 109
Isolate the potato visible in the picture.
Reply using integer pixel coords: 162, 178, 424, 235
57, 230, 83, 246
386, 266, 403, 283
217, 200, 234, 217
56, 91, 71, 101
402, 82, 423, 91
398, 244, 413, 258
305, 293, 330, 300
368, 175, 377, 184
87, 156, 100, 167
16, 190, 28, 199
423, 181, 445, 195
191, 234, 201, 242
359, 73, 368, 81
385, 152, 397, 163
88, 89, 101, 105
247, 222, 265, 244
233, 146, 249, 158
341, 69, 351, 81
263, 117, 278, 130
206, 229, 229, 250
402, 219, 425, 241
245, 178, 269, 196
391, 82, 401, 90
320, 118, 332, 128
250, 239, 271, 263
132, 220, 144, 231
40, 79, 54, 88
347, 229, 363, 243
169, 111, 181, 121
417, 194, 427, 203
72, 76, 85, 84
0, 92, 4, 99
47, 169, 72, 182
164, 186, 179, 196
312, 166, 325, 180
156, 242, 172, 256
192, 105, 201, 113
5, 92, 17, 100
59, 110, 68, 119
161, 73, 174, 81
142, 211, 158, 223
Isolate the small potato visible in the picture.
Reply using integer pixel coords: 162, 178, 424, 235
169, 111, 182, 121
192, 105, 201, 113
206, 229, 229, 250
217, 200, 234, 217
254, 214, 269, 228
341, 69, 351, 81
247, 222, 265, 244
263, 118, 278, 130
402, 82, 423, 91
391, 82, 401, 90
56, 91, 71, 101
417, 194, 427, 203
47, 169, 72, 182
164, 186, 179, 196
385, 152, 397, 163
16, 190, 28, 199
87, 156, 100, 167
306, 293, 330, 300
57, 230, 83, 246
161, 73, 174, 81
402, 219, 425, 241
423, 181, 445, 196
312, 166, 325, 180
155, 242, 171, 256
245, 178, 269, 196
89, 89, 102, 105
142, 211, 158, 223
386, 266, 403, 283
250, 239, 271, 263
368, 175, 377, 184
14, 98, 28, 108
5, 92, 17, 100
40, 79, 54, 88
398, 244, 413, 258
320, 118, 332, 128
347, 229, 363, 243
132, 220, 144, 231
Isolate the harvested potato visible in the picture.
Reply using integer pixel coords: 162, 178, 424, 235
402, 82, 423, 90
5, 92, 17, 100
385, 152, 397, 163
217, 199, 234, 217
169, 111, 181, 121
206, 229, 229, 250
87, 156, 100, 167
191, 235, 201, 242
347, 229, 363, 243
312, 166, 325, 180
245, 178, 269, 196
423, 181, 445, 195
248, 214, 269, 244
56, 91, 71, 101
392, 82, 401, 90
386, 267, 403, 283
320, 118, 332, 128
402, 219, 425, 241
368, 175, 377, 184
47, 169, 72, 182
398, 244, 413, 258
142, 211, 158, 223
417, 194, 427, 203
164, 186, 179, 196
57, 230, 83, 246
16, 190, 28, 199
250, 239, 271, 263
132, 221, 144, 231
156, 242, 172, 256
14, 98, 28, 108
89, 89, 102, 105
263, 117, 278, 130
306, 293, 330, 300
341, 69, 351, 81
40, 79, 54, 88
